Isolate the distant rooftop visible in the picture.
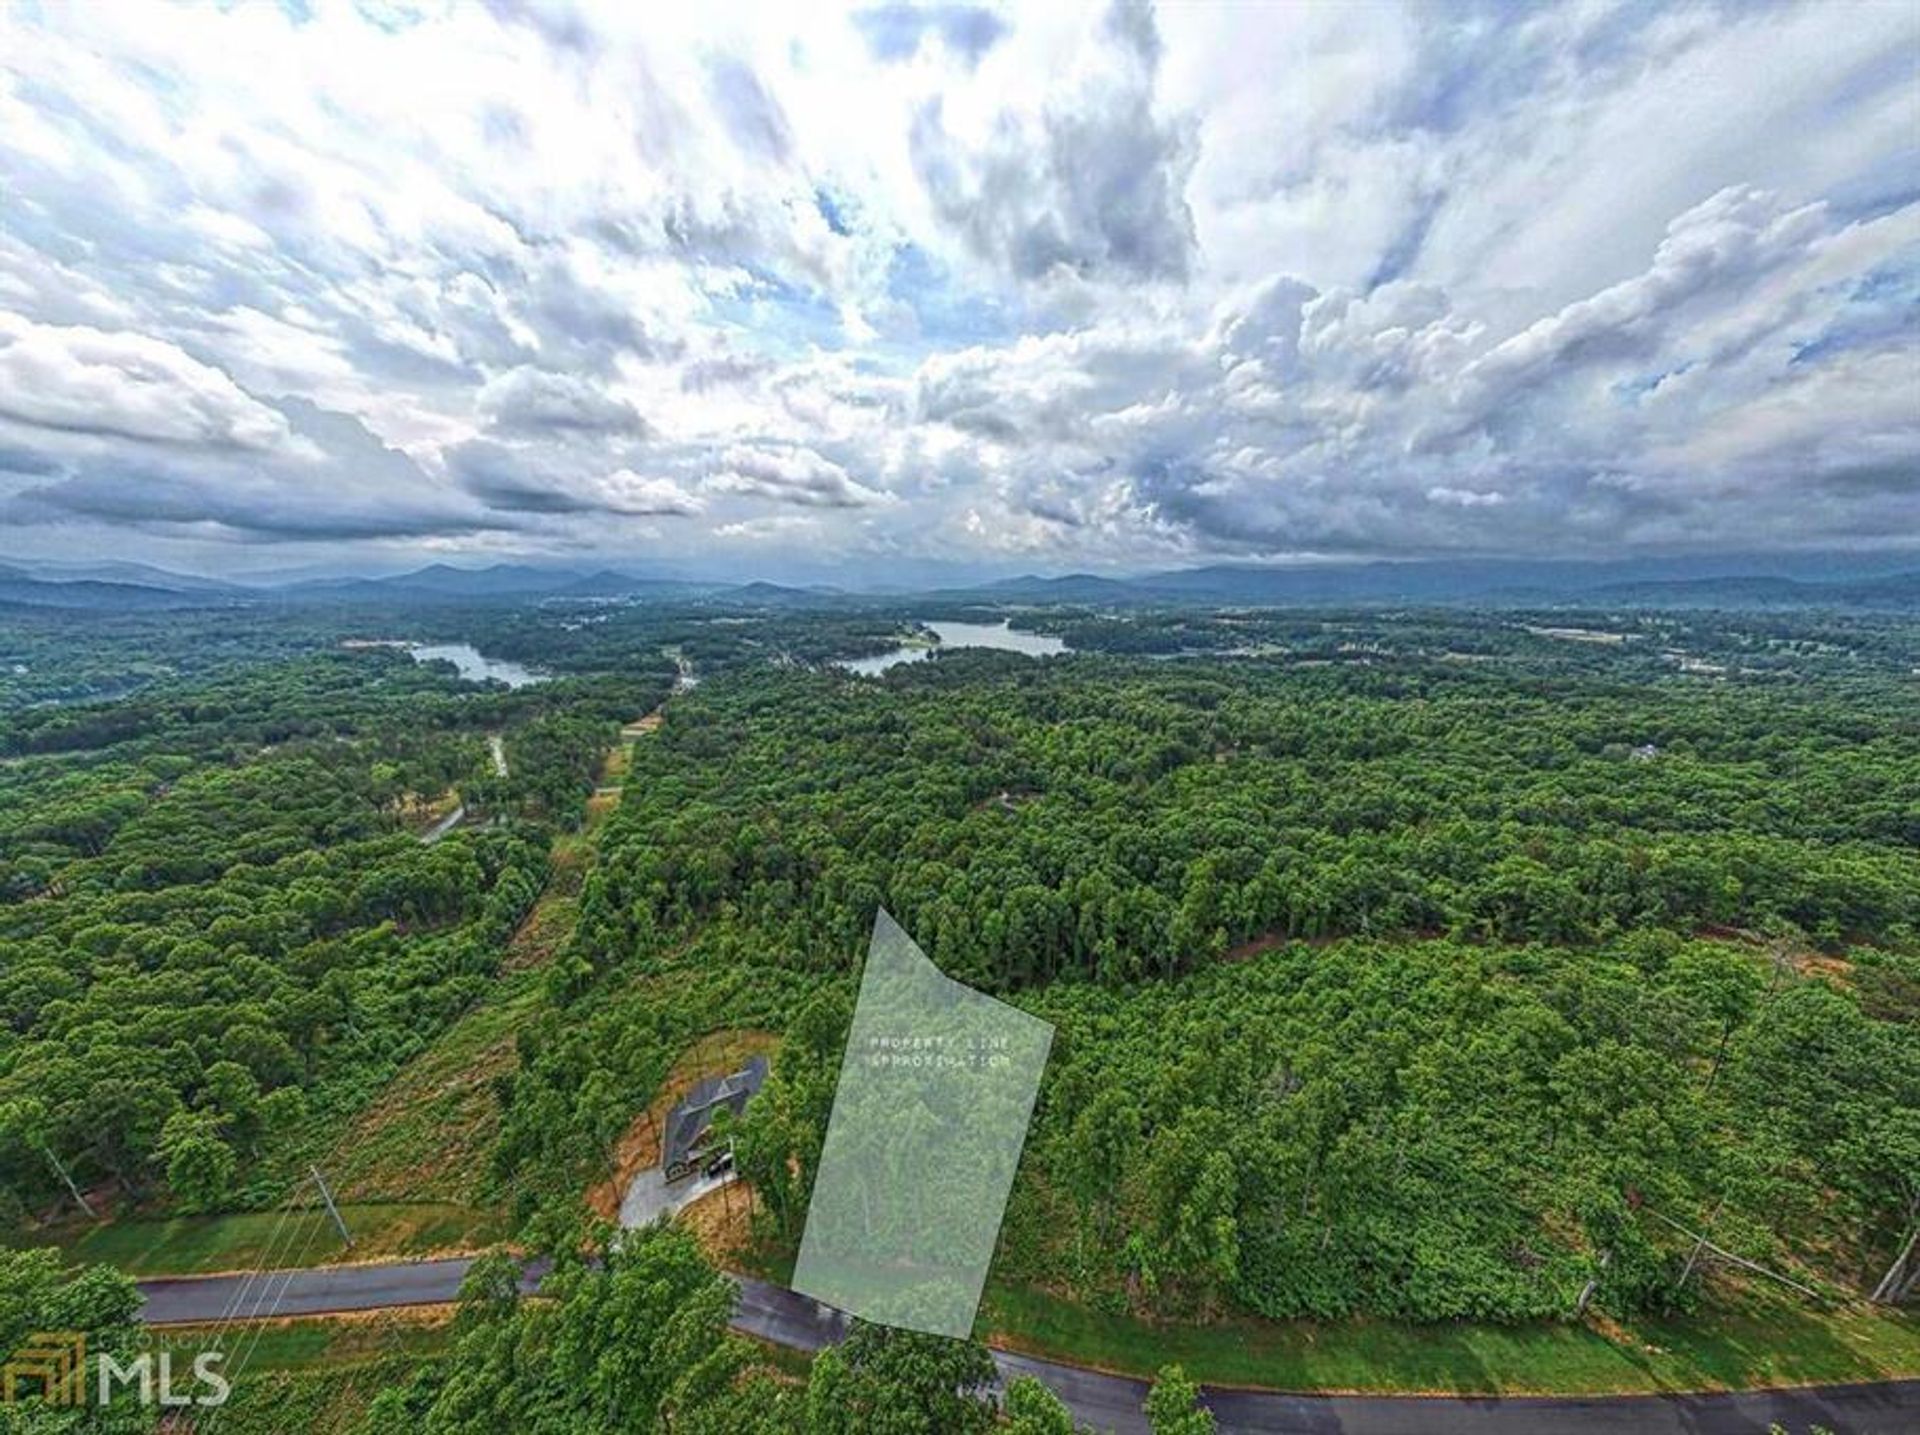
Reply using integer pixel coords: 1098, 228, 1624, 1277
664, 1055, 769, 1179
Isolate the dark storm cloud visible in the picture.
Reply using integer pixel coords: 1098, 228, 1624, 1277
451, 442, 564, 512
6, 469, 501, 541
449, 439, 582, 513
707, 443, 888, 508
3, 397, 507, 542
0, 444, 64, 477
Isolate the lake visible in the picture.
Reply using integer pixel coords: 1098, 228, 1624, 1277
407, 643, 548, 688
837, 620, 1070, 676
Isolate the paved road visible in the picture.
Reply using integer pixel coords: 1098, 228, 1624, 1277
138, 1262, 1919, 1433
417, 802, 465, 844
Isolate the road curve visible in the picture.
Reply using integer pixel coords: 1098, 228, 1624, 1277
138, 1261, 1920, 1434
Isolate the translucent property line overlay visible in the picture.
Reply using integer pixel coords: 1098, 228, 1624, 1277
793, 908, 1054, 1339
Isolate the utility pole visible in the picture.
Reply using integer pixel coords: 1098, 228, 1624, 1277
1573, 1247, 1611, 1317
42, 1145, 95, 1219
311, 1166, 352, 1248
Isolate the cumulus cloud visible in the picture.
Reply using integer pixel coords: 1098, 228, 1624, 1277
0, 314, 291, 449
475, 366, 650, 434
917, 180, 1919, 559
4, 399, 497, 542
0, 0, 1913, 571
908, 3, 1198, 284
1427, 486, 1506, 508
708, 443, 890, 508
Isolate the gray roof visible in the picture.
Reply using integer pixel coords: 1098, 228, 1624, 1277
664, 1055, 769, 1172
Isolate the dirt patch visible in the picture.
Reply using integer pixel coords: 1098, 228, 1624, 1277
585, 1029, 780, 1224
621, 711, 664, 737
1794, 952, 1856, 985
679, 1181, 759, 1265
1224, 931, 1289, 963
395, 788, 461, 834
166, 1303, 459, 1335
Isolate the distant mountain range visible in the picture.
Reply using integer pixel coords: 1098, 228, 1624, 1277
1, 555, 1916, 613
267, 562, 716, 604
960, 559, 1920, 610
0, 564, 244, 611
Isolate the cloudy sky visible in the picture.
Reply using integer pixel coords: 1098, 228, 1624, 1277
1, 0, 1915, 578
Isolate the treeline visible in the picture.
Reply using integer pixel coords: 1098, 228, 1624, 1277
581, 658, 1919, 990
1036, 606, 1920, 681
1009, 936, 1918, 1321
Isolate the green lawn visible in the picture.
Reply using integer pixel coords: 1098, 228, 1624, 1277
7, 1202, 503, 1276
978, 1280, 1920, 1395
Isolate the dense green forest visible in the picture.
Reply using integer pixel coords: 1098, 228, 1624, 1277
0, 622, 671, 1218
1, 597, 1914, 1428
500, 623, 1919, 1325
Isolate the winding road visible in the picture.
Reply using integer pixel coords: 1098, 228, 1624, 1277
136, 1261, 1918, 1433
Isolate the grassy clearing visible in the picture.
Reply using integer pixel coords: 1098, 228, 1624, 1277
976, 1280, 1920, 1396
197, 1319, 450, 1435
205, 1363, 418, 1435
319, 734, 634, 1204
8, 1203, 502, 1276
321, 977, 545, 1205
727, 1230, 1920, 1395
165, 1308, 455, 1373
